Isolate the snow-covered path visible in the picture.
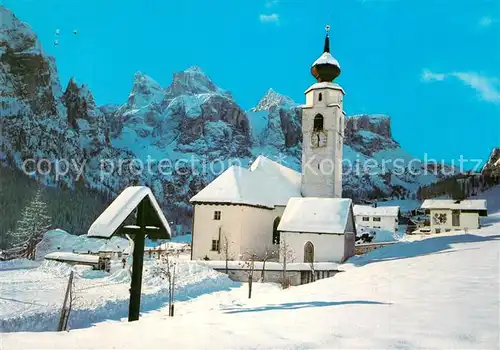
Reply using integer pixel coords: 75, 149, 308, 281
2, 186, 499, 348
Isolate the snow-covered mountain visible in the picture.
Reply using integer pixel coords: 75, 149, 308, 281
482, 148, 500, 177
1, 6, 443, 235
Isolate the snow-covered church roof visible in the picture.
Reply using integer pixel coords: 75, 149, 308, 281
278, 197, 354, 234
88, 186, 171, 239
190, 156, 301, 209
353, 205, 400, 217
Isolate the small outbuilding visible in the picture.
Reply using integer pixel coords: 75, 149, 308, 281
277, 197, 356, 263
420, 199, 487, 233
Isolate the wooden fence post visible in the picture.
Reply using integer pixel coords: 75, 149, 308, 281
58, 270, 74, 331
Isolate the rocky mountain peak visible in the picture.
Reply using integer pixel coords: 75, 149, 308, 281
1, 7, 450, 238
346, 114, 392, 138
251, 88, 296, 112
165, 66, 231, 99
64, 78, 96, 107
126, 72, 164, 108
344, 114, 397, 155
482, 147, 500, 176
0, 7, 41, 53
1, 7, 57, 118
62, 77, 101, 130
184, 66, 204, 74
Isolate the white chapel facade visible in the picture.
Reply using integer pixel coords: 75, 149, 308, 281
189, 27, 356, 263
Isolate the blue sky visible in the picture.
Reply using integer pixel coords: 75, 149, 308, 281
5, 0, 500, 166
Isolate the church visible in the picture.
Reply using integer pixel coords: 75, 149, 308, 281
190, 27, 356, 264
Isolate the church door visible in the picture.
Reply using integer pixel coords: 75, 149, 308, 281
304, 241, 314, 263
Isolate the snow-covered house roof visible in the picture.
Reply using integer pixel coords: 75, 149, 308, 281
44, 252, 99, 264
190, 156, 301, 208
353, 205, 400, 217
88, 186, 171, 239
420, 199, 487, 212
278, 197, 354, 234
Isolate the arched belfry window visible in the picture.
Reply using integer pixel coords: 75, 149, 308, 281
314, 114, 324, 132
272, 217, 281, 244
318, 93, 322, 102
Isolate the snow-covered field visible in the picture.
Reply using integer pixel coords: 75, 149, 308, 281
1, 186, 499, 348
0, 258, 236, 333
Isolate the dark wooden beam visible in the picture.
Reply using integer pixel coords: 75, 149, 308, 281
128, 199, 146, 322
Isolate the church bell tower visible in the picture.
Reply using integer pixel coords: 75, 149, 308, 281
301, 25, 345, 198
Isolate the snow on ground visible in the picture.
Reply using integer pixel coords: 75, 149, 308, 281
170, 233, 192, 243
356, 226, 406, 243
0, 258, 40, 271
2, 186, 499, 348
44, 252, 99, 264
0, 258, 237, 333
3, 186, 499, 349
35, 229, 129, 260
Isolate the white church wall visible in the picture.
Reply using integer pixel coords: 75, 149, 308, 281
191, 204, 285, 261
191, 204, 245, 260
239, 206, 285, 259
281, 232, 346, 263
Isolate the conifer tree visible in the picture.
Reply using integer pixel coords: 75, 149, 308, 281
10, 188, 52, 247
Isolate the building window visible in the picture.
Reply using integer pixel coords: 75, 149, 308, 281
272, 217, 281, 244
314, 114, 324, 131
452, 210, 460, 227
374, 226, 381, 229
445, 229, 451, 232
211, 239, 220, 251
318, 93, 322, 101
362, 217, 369, 221
435, 228, 441, 234
213, 211, 221, 220
373, 217, 381, 222
304, 241, 314, 263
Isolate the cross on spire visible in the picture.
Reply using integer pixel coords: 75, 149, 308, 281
324, 24, 331, 53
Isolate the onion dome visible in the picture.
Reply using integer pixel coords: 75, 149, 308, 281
311, 25, 341, 82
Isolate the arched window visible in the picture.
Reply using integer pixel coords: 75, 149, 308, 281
272, 217, 281, 244
304, 241, 314, 263
318, 92, 322, 101
314, 114, 323, 132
